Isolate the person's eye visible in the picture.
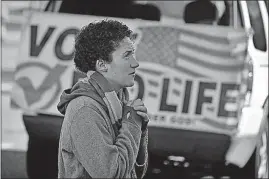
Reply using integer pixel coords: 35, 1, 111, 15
124, 52, 132, 58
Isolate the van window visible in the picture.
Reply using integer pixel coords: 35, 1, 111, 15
57, 0, 161, 21
148, 1, 231, 26
246, 1, 267, 51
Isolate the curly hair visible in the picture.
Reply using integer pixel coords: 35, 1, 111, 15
74, 19, 133, 73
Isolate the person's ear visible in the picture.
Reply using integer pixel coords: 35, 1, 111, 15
95, 59, 108, 72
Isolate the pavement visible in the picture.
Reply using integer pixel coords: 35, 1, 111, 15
2, 84, 28, 178
1, 150, 28, 178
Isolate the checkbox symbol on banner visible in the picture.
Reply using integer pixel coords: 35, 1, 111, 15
15, 63, 67, 106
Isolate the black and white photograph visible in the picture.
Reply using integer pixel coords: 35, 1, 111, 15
1, 0, 269, 178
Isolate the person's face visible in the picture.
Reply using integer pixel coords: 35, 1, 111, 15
105, 37, 139, 90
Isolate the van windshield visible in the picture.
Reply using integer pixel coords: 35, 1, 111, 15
49, 0, 233, 26
56, 0, 161, 21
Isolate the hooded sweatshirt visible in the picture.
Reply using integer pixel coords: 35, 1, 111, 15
57, 78, 148, 178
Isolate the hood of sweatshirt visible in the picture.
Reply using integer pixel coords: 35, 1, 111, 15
57, 78, 107, 115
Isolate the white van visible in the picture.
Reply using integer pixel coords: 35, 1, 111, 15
141, 1, 268, 178
12, 0, 268, 178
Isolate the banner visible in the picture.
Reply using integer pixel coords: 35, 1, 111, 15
11, 12, 248, 134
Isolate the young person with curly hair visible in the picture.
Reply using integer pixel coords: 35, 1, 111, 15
57, 19, 149, 178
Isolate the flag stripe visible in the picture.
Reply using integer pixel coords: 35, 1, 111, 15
138, 68, 163, 76
172, 89, 180, 96
179, 33, 247, 56
178, 45, 244, 66
178, 53, 244, 71
179, 28, 246, 45
174, 77, 182, 85
174, 64, 207, 78
225, 103, 238, 111
231, 43, 248, 56
179, 38, 246, 59
206, 107, 215, 112
227, 90, 240, 97
221, 98, 238, 103
176, 58, 241, 81
179, 39, 230, 58
148, 92, 157, 98
148, 79, 159, 87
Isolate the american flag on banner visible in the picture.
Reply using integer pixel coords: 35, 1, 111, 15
136, 25, 248, 81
